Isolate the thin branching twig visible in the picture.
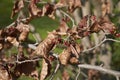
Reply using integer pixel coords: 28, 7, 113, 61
82, 36, 107, 53
8, 58, 41, 64
78, 64, 120, 77
82, 36, 120, 53
75, 67, 81, 80
49, 59, 60, 80
60, 10, 76, 27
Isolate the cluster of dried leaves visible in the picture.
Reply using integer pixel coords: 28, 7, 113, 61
0, 0, 120, 80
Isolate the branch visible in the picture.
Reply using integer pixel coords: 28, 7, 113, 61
75, 67, 81, 80
82, 37, 120, 53
9, 58, 41, 64
49, 62, 60, 80
60, 10, 76, 27
6, 22, 15, 28
28, 44, 37, 50
82, 36, 107, 53
78, 64, 120, 77
15, 58, 40, 64
106, 38, 120, 43
6, 18, 28, 28
116, 76, 120, 80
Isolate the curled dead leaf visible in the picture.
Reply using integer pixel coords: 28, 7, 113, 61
55, 0, 67, 8
31, 70, 39, 80
42, 3, 55, 19
6, 36, 19, 47
11, 0, 24, 19
15, 22, 30, 41
28, 0, 42, 18
69, 57, 79, 64
19, 30, 29, 41
59, 47, 71, 65
70, 44, 79, 58
0, 44, 3, 50
40, 58, 51, 80
89, 21, 101, 33
68, 0, 81, 12
56, 0, 81, 12
34, 31, 58, 57
99, 18, 116, 34
0, 66, 10, 80
101, 1, 110, 17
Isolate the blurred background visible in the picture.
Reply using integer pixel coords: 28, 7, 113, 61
0, 0, 120, 80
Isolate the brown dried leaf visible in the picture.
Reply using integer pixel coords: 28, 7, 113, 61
78, 16, 88, 29
69, 57, 79, 64
56, 0, 81, 12
31, 70, 39, 80
68, 26, 81, 39
0, 66, 10, 80
101, 1, 110, 17
0, 44, 3, 50
42, 3, 55, 19
70, 44, 79, 58
55, 0, 67, 8
28, 0, 42, 18
16, 23, 30, 41
34, 31, 58, 57
6, 36, 19, 47
19, 30, 29, 41
89, 21, 101, 33
99, 18, 116, 34
16, 23, 30, 32
11, 0, 24, 19
59, 47, 71, 65
40, 58, 51, 80
68, 0, 81, 12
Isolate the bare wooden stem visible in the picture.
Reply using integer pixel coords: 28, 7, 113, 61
78, 64, 120, 77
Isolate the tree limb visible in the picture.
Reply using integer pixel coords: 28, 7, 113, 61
78, 64, 120, 77
82, 36, 120, 53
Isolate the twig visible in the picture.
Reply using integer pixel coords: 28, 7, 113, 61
116, 76, 120, 80
60, 10, 76, 27
75, 67, 81, 80
28, 44, 37, 50
6, 18, 28, 28
49, 60, 60, 80
6, 22, 15, 28
82, 37, 107, 53
80, 71, 88, 78
8, 58, 41, 64
82, 37, 120, 53
78, 64, 120, 77
15, 58, 41, 64
106, 38, 120, 43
